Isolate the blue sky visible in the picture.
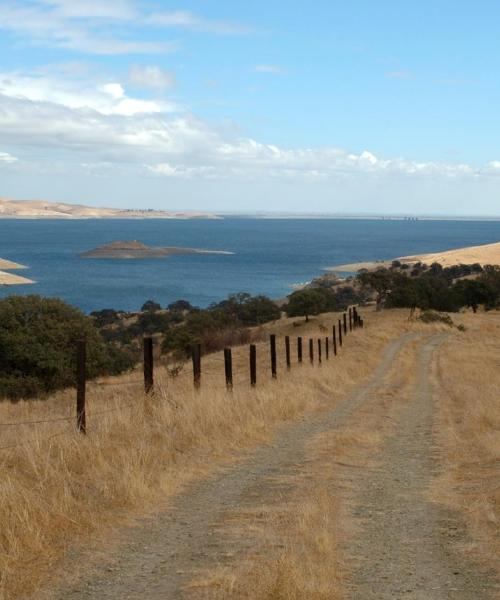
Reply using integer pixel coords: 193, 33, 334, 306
1, 0, 500, 214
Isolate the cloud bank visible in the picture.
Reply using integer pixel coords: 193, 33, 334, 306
0, 70, 492, 186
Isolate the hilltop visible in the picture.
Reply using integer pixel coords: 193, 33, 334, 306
0, 197, 219, 220
329, 240, 500, 273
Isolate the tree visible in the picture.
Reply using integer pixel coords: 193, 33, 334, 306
358, 268, 395, 310
285, 288, 334, 321
212, 293, 280, 326
90, 308, 120, 328
141, 299, 161, 312
168, 299, 194, 312
0, 295, 134, 400
454, 279, 492, 313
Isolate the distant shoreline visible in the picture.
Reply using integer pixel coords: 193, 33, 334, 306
327, 240, 500, 274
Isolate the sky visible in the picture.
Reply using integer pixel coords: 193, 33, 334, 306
1, 0, 500, 215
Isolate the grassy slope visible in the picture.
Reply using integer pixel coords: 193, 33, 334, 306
0, 309, 404, 599
1, 309, 498, 599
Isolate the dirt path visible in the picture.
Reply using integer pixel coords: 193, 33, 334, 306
53, 333, 414, 600
343, 333, 498, 599
52, 332, 498, 599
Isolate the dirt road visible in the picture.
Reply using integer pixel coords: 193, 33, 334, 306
343, 333, 497, 599
53, 332, 498, 599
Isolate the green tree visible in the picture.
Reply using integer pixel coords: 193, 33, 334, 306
168, 299, 194, 312
285, 288, 335, 321
141, 299, 161, 312
358, 268, 397, 309
0, 295, 134, 400
454, 279, 492, 312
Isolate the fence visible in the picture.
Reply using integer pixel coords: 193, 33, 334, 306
0, 307, 364, 445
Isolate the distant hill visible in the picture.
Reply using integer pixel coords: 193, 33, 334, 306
0, 197, 219, 219
328, 240, 500, 273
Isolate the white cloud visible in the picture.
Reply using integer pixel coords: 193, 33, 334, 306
39, 0, 138, 20
129, 65, 176, 90
0, 70, 491, 183
0, 2, 251, 56
0, 71, 177, 116
145, 10, 252, 34
148, 163, 217, 178
0, 151, 17, 163
482, 161, 500, 175
255, 64, 285, 74
0, 3, 174, 55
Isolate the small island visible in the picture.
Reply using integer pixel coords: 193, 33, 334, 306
80, 240, 234, 259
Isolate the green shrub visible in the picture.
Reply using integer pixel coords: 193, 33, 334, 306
0, 295, 134, 400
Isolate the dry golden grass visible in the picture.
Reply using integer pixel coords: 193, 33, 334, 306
0, 309, 413, 600
432, 311, 500, 573
187, 490, 345, 600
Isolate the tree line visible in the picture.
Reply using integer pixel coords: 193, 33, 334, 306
1, 261, 498, 400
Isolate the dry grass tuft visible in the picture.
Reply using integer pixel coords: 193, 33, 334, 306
432, 311, 500, 573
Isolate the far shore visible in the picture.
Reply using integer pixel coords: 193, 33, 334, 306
328, 240, 500, 273
0, 271, 34, 285
0, 257, 33, 286
0, 258, 27, 270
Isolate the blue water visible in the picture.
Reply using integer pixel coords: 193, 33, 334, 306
1, 218, 500, 313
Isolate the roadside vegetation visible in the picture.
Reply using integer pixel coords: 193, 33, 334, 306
432, 311, 500, 576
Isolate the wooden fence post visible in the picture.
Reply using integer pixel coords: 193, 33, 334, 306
270, 334, 277, 379
343, 313, 347, 335
317, 338, 322, 363
309, 338, 314, 364
192, 344, 201, 389
224, 347, 233, 390
338, 319, 343, 347
285, 335, 291, 369
76, 339, 86, 434
297, 337, 303, 363
353, 307, 358, 328
143, 336, 154, 394
325, 336, 329, 359
332, 325, 337, 356
250, 344, 257, 386
349, 307, 353, 331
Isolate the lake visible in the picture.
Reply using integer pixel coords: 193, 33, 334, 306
1, 218, 500, 313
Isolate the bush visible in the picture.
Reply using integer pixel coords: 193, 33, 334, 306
90, 308, 121, 328
0, 295, 134, 400
161, 292, 280, 357
418, 310, 454, 326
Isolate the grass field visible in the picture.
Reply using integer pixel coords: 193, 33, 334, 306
1, 308, 498, 599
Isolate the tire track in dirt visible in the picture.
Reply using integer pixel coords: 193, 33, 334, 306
343, 333, 499, 599
53, 333, 416, 600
